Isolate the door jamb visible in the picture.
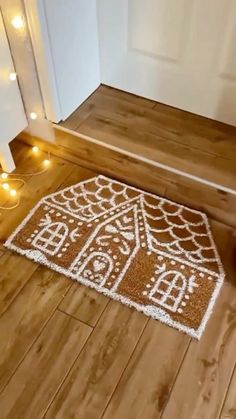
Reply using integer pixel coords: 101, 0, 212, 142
24, 0, 62, 123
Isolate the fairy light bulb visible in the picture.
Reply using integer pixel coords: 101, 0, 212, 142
11, 16, 24, 29
1, 173, 8, 179
30, 112, 38, 120
10, 189, 17, 197
9, 72, 17, 81
43, 159, 50, 167
32, 146, 39, 153
2, 182, 10, 190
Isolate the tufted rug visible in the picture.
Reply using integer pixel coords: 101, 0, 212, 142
5, 175, 225, 339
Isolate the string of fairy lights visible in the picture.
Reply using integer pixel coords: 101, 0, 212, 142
9, 14, 39, 121
0, 14, 51, 211
0, 146, 51, 210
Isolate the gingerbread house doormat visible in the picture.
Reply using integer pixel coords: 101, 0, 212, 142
5, 175, 225, 339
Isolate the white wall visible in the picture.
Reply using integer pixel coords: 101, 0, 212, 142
27, 0, 100, 122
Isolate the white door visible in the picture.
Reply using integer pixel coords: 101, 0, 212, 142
98, 0, 236, 126
0, 11, 27, 171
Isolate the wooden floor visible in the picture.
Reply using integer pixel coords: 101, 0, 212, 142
0, 140, 236, 419
60, 85, 236, 192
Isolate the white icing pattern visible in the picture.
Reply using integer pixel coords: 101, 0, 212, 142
4, 175, 225, 340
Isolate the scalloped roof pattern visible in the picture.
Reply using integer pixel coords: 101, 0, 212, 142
43, 175, 223, 276
44, 175, 139, 221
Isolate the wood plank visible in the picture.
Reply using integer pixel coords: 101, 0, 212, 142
220, 366, 236, 418
58, 85, 236, 197
19, 130, 236, 227
1, 129, 236, 419
102, 319, 190, 419
0, 266, 71, 391
164, 177, 236, 228
161, 282, 236, 419
60, 84, 157, 131
0, 142, 48, 213
59, 283, 109, 327
0, 150, 75, 243
44, 301, 148, 419
60, 86, 156, 131
60, 90, 99, 130
99, 85, 157, 109
0, 149, 94, 316
0, 153, 73, 313
78, 85, 236, 161
0, 143, 96, 243
52, 132, 236, 227
0, 310, 91, 419
210, 220, 236, 287
2, 96, 234, 419
19, 129, 167, 203
0, 251, 37, 315
0, 246, 5, 256
76, 113, 236, 191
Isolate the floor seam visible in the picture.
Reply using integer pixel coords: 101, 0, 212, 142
57, 307, 95, 329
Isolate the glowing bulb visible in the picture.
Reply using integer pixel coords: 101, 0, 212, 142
9, 72, 17, 81
1, 173, 8, 179
43, 159, 50, 167
10, 189, 17, 197
2, 182, 10, 190
32, 146, 39, 153
11, 16, 24, 29
30, 112, 38, 120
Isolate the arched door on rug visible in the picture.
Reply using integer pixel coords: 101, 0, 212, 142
77, 252, 114, 287
149, 270, 187, 312
32, 222, 69, 255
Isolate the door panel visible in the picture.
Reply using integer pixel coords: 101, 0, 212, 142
129, 0, 191, 62
98, 0, 236, 126
219, 7, 236, 79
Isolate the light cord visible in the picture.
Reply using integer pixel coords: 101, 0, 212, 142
0, 198, 20, 210
1, 152, 51, 177
0, 149, 51, 212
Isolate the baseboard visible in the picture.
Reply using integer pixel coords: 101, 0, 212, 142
17, 127, 236, 227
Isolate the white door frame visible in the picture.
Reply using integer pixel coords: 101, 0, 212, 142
24, 0, 62, 123
0, 9, 27, 172
25, 0, 100, 123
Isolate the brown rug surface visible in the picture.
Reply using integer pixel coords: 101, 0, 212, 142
5, 175, 225, 339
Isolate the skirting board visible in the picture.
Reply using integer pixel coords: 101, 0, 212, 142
17, 127, 236, 228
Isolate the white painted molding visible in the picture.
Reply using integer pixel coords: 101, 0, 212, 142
0, 8, 27, 169
24, 0, 62, 123
0, 143, 15, 172
24, 118, 55, 143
